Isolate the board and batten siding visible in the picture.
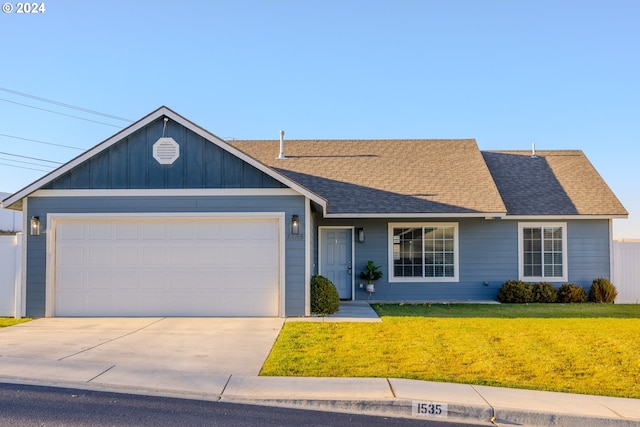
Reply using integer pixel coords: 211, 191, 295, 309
25, 194, 306, 317
43, 117, 286, 191
316, 217, 612, 301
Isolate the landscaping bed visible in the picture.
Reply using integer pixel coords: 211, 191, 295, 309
261, 304, 640, 399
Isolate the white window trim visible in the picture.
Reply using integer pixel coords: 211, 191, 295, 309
518, 222, 568, 282
388, 222, 459, 283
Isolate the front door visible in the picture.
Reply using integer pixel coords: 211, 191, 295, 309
319, 228, 353, 299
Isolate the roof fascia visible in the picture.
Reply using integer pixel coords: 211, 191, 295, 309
503, 214, 628, 220
324, 212, 506, 219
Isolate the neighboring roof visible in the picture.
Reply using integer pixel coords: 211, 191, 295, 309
228, 139, 507, 215
482, 150, 628, 216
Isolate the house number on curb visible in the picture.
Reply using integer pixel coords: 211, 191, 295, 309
412, 401, 448, 418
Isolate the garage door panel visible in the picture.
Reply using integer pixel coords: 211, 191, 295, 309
87, 222, 111, 240
115, 221, 138, 239
55, 217, 281, 317
57, 246, 85, 266
115, 247, 139, 264
142, 222, 167, 240
88, 246, 112, 265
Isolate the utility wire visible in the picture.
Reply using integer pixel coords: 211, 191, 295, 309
0, 87, 133, 122
0, 133, 84, 150
0, 151, 63, 164
0, 98, 123, 128
0, 157, 57, 168
0, 162, 50, 172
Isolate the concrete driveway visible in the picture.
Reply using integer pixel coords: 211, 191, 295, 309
0, 317, 284, 395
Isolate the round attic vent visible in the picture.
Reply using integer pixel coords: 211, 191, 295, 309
153, 137, 180, 165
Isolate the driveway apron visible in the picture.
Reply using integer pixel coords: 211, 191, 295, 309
0, 318, 284, 376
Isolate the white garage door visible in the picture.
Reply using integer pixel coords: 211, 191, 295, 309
54, 217, 281, 317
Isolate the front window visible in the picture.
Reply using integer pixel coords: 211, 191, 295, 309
389, 223, 459, 282
519, 223, 567, 281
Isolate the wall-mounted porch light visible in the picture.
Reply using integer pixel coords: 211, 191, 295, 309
30, 216, 41, 236
357, 227, 365, 243
291, 215, 300, 235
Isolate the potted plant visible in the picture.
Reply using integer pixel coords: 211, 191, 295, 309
360, 261, 383, 292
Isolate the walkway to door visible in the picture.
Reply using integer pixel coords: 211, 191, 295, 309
287, 301, 381, 323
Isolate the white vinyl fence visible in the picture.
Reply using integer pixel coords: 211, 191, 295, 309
613, 239, 640, 304
0, 234, 21, 317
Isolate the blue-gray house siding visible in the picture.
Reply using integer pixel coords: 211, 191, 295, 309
316, 217, 612, 301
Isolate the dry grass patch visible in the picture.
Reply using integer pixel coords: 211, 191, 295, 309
261, 304, 640, 398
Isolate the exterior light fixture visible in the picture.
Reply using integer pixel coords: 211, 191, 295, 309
357, 227, 365, 243
291, 215, 300, 235
30, 216, 41, 236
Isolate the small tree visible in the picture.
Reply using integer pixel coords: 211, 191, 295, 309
497, 280, 533, 303
557, 283, 586, 303
588, 277, 618, 303
310, 275, 340, 315
532, 282, 558, 303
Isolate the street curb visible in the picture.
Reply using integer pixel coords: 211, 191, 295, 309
493, 407, 640, 427
1, 376, 638, 427
218, 398, 495, 425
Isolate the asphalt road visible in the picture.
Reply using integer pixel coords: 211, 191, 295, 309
0, 382, 487, 426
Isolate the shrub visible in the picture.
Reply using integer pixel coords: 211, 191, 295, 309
532, 282, 558, 303
310, 275, 340, 315
557, 283, 586, 303
588, 277, 618, 303
497, 280, 533, 303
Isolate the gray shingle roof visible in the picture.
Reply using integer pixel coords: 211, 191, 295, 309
228, 139, 507, 215
482, 150, 627, 216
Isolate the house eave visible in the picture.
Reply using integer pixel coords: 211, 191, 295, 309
323, 212, 507, 219
502, 214, 628, 220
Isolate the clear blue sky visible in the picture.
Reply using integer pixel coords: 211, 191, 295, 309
1, 1, 638, 237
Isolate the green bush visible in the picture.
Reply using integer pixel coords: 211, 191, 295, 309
497, 280, 533, 303
310, 275, 340, 315
532, 282, 558, 303
588, 277, 618, 303
557, 283, 586, 303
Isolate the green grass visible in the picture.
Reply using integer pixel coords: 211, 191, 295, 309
372, 302, 640, 318
0, 318, 30, 328
261, 304, 640, 398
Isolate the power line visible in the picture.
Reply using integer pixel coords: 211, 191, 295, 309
0, 87, 133, 122
0, 162, 50, 172
0, 157, 57, 168
0, 98, 123, 128
0, 133, 85, 150
0, 151, 63, 164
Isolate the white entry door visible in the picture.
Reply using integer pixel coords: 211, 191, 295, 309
53, 217, 281, 317
319, 228, 353, 299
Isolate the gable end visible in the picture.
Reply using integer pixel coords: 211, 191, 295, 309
42, 117, 286, 191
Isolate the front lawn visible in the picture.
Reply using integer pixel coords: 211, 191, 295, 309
261, 304, 640, 398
